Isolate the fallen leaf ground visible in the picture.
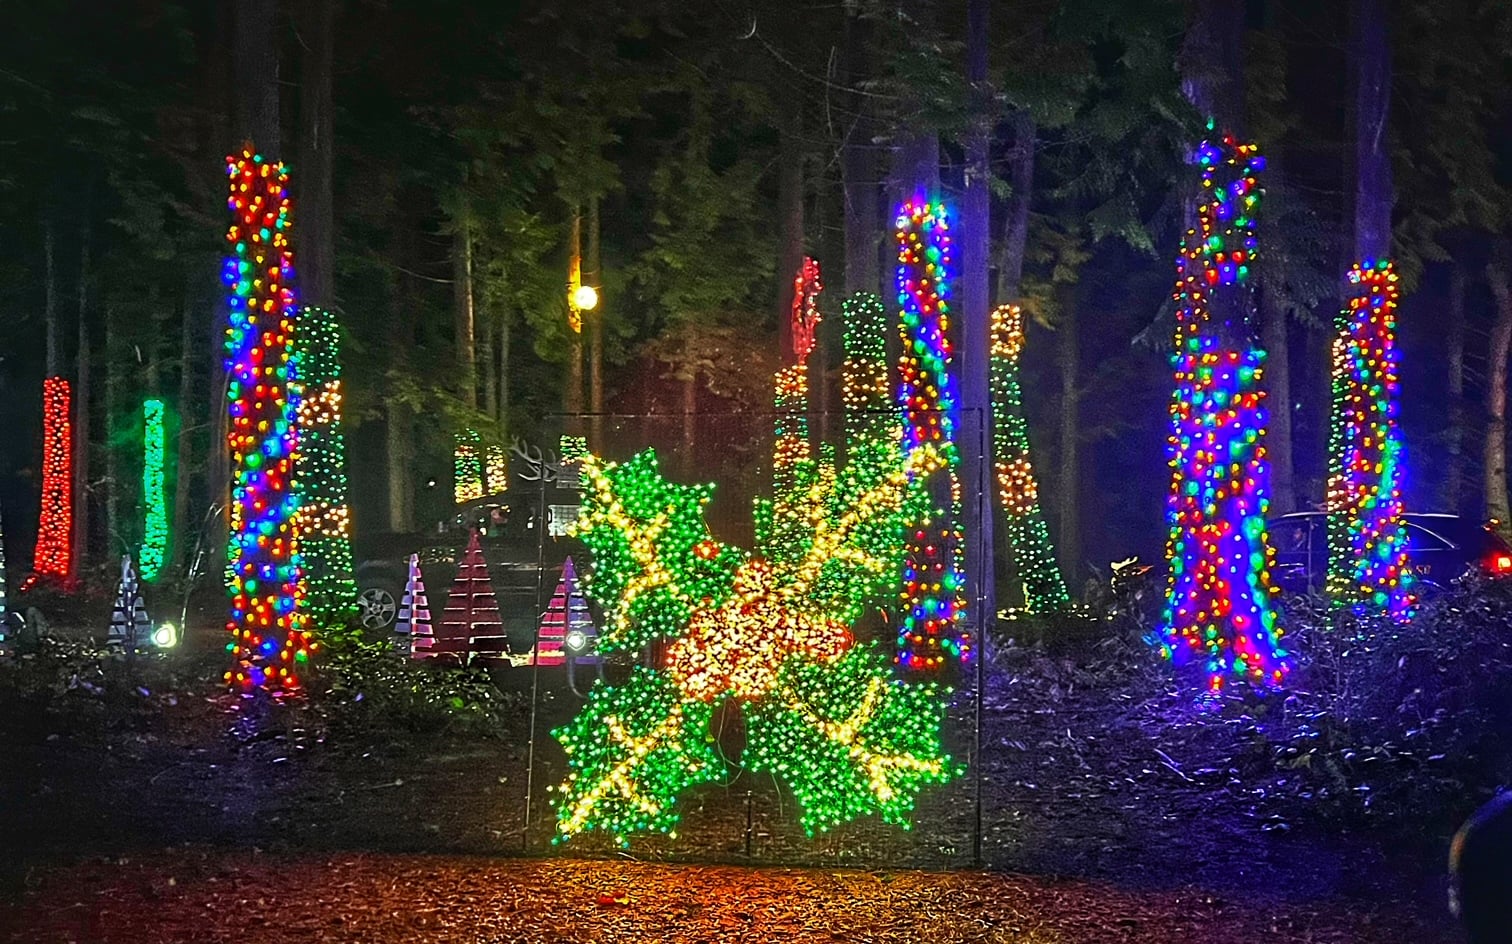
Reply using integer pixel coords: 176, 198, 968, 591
0, 850, 1445, 944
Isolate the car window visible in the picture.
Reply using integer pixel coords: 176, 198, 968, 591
1404, 524, 1452, 551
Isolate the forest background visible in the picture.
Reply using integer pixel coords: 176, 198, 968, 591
1, 0, 1509, 595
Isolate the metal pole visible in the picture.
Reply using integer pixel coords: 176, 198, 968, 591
522, 470, 549, 851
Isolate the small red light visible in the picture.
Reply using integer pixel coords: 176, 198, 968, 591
1494, 555, 1512, 574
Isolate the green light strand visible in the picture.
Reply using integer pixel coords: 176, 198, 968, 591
989, 305, 1070, 612
139, 398, 169, 581
291, 305, 357, 629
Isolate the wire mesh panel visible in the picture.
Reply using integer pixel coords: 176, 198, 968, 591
508, 409, 991, 869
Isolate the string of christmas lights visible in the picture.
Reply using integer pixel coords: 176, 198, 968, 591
486, 444, 508, 494
894, 199, 968, 670
1160, 125, 1290, 692
554, 447, 956, 844
291, 305, 357, 628
1326, 260, 1412, 617
791, 255, 823, 363
138, 398, 169, 581
454, 429, 484, 504
223, 145, 309, 692
989, 305, 1070, 612
33, 376, 74, 580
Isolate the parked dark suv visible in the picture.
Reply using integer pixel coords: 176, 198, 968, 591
353, 483, 586, 656
1268, 512, 1512, 595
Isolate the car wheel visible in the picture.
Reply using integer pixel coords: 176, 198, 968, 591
357, 587, 399, 630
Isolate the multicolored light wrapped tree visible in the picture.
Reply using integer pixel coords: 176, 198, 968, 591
291, 305, 357, 628
139, 398, 169, 581
33, 376, 74, 580
554, 446, 955, 844
990, 305, 1070, 612
1326, 260, 1412, 616
1160, 127, 1290, 692
223, 146, 310, 691
894, 200, 968, 670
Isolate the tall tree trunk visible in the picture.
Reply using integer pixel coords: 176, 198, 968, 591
498, 310, 511, 436
386, 404, 411, 532
297, 0, 335, 307
232, 0, 280, 155
995, 112, 1036, 303
72, 233, 91, 583
587, 195, 604, 447
960, 0, 996, 648
1487, 245, 1512, 531
44, 222, 59, 375
480, 300, 497, 422
1351, 0, 1391, 263
587, 196, 603, 413
1446, 261, 1467, 513
841, 9, 879, 297
104, 303, 120, 557
775, 114, 805, 358
565, 204, 584, 416
1057, 295, 1080, 583
1179, 0, 1246, 127
1261, 284, 1295, 512
172, 277, 198, 574
453, 205, 476, 411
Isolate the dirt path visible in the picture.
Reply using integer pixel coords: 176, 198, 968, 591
0, 850, 1449, 944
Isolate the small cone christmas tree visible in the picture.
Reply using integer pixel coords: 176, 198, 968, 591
108, 556, 152, 652
537, 556, 595, 666
436, 530, 506, 660
398, 553, 433, 656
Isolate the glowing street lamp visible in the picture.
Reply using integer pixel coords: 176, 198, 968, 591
571, 283, 599, 313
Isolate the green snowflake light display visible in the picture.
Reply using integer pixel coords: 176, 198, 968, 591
990, 305, 1070, 612
555, 446, 959, 845
291, 305, 357, 628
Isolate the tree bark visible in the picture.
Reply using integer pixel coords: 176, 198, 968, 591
386, 403, 412, 533
498, 309, 511, 436
72, 233, 91, 582
565, 205, 585, 416
1446, 261, 1467, 513
841, 9, 880, 297
172, 277, 198, 574
44, 222, 59, 376
960, 0, 996, 649
104, 303, 119, 557
297, 0, 335, 307
453, 204, 477, 411
1058, 295, 1080, 583
1261, 284, 1295, 512
775, 114, 805, 359
1351, 0, 1392, 263
232, 0, 280, 155
480, 299, 496, 422
1487, 245, 1512, 531
1179, 0, 1246, 127
587, 195, 604, 448
587, 195, 603, 414
995, 111, 1036, 304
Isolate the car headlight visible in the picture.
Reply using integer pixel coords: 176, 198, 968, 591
566, 630, 587, 651
151, 623, 180, 648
